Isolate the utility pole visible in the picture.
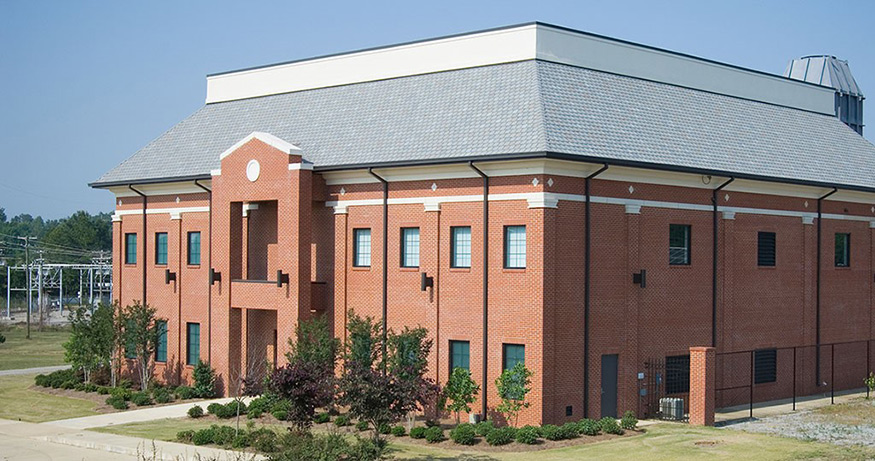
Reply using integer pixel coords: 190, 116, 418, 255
14, 236, 36, 339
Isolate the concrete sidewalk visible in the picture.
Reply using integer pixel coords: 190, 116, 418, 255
45, 397, 241, 429
0, 364, 70, 376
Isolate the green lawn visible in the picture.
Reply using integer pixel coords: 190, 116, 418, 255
0, 324, 70, 370
90, 418, 875, 460
0, 373, 99, 422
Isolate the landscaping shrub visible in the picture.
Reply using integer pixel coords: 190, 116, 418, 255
232, 433, 249, 449
599, 416, 623, 435
474, 420, 493, 436
207, 403, 224, 415
192, 360, 217, 398
174, 385, 195, 400
424, 426, 445, 443
378, 423, 391, 435
313, 412, 331, 424
391, 425, 406, 437
355, 420, 369, 431
96, 386, 111, 395
34, 374, 48, 387
74, 383, 87, 392
516, 425, 541, 444
269, 432, 384, 461
334, 414, 350, 427
247, 397, 270, 416
561, 422, 580, 438
110, 387, 132, 401
485, 427, 515, 446
37, 369, 78, 388
620, 411, 638, 430
577, 418, 600, 436
83, 383, 99, 393
130, 391, 153, 406
188, 405, 204, 418
60, 380, 77, 390
192, 427, 215, 445
450, 423, 476, 445
409, 426, 427, 439
541, 424, 563, 441
250, 428, 278, 453
106, 395, 128, 410
153, 387, 173, 404
226, 400, 247, 417
176, 430, 194, 443
212, 425, 236, 446
271, 410, 288, 421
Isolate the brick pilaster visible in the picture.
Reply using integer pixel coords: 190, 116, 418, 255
689, 346, 716, 426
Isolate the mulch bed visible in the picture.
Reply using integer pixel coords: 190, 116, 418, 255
29, 384, 200, 414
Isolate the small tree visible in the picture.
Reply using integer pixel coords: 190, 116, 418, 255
64, 306, 98, 383
444, 367, 479, 424
123, 301, 164, 391
865, 372, 875, 398
287, 314, 339, 376
495, 362, 533, 427
192, 360, 217, 398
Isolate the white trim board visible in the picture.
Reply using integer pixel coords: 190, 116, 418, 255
219, 132, 301, 160
113, 206, 210, 219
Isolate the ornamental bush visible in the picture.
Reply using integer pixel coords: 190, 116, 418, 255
541, 424, 562, 441
250, 428, 278, 453
313, 412, 331, 424
272, 410, 288, 421
474, 420, 493, 437
176, 430, 194, 443
192, 361, 217, 398
577, 418, 600, 436
188, 405, 204, 418
485, 427, 515, 446
174, 385, 196, 400
599, 416, 623, 435
106, 395, 128, 410
334, 415, 350, 427
355, 420, 369, 431
450, 423, 476, 445
192, 427, 215, 445
153, 387, 173, 404
212, 425, 236, 446
515, 425, 540, 444
409, 426, 427, 439
130, 391, 153, 406
424, 426, 445, 443
378, 423, 392, 435
391, 425, 406, 437
620, 411, 638, 430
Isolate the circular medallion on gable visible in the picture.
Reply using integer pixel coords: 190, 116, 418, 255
246, 160, 261, 182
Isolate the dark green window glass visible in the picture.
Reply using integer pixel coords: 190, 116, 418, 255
155, 233, 168, 265
155, 320, 168, 362
503, 344, 525, 370
187, 323, 200, 365
835, 233, 850, 267
669, 224, 691, 265
449, 340, 470, 372
187, 232, 201, 265
125, 233, 137, 265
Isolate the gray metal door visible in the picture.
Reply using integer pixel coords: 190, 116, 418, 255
601, 354, 619, 418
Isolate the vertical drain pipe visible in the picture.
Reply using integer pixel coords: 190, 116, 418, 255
816, 187, 838, 385
583, 164, 608, 419
468, 162, 489, 419
712, 178, 734, 348
368, 168, 389, 374
194, 180, 213, 363
128, 185, 147, 305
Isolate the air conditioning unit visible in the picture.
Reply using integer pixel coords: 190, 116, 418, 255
659, 397, 684, 420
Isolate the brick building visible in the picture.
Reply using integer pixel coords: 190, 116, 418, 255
91, 23, 875, 425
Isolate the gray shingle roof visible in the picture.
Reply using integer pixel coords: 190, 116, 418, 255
93, 60, 875, 190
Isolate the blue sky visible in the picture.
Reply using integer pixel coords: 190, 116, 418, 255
1, 0, 873, 218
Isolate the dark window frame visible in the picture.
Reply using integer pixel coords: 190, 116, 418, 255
186, 322, 200, 366
503, 225, 527, 269
669, 224, 691, 265
353, 228, 372, 267
502, 343, 525, 371
187, 231, 201, 266
124, 233, 137, 265
449, 340, 470, 372
757, 231, 776, 267
155, 232, 168, 266
665, 354, 691, 394
400, 227, 420, 268
835, 233, 850, 267
155, 320, 168, 362
450, 226, 472, 269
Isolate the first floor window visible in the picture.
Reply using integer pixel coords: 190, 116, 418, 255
757, 231, 776, 267
155, 233, 168, 265
155, 320, 168, 362
754, 349, 777, 384
504, 225, 526, 269
449, 340, 470, 372
401, 227, 420, 268
669, 224, 691, 265
503, 344, 525, 370
187, 232, 201, 265
187, 323, 200, 365
353, 229, 371, 267
835, 233, 850, 267
665, 355, 690, 394
451, 226, 471, 268
125, 233, 137, 265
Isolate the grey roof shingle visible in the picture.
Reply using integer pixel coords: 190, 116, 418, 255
93, 60, 875, 190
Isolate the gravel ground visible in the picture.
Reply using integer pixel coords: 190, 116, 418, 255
726, 403, 875, 448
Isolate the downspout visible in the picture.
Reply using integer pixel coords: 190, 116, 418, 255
583, 164, 609, 419
128, 185, 147, 305
712, 178, 734, 348
816, 187, 838, 385
194, 180, 213, 363
468, 162, 489, 418
368, 168, 389, 374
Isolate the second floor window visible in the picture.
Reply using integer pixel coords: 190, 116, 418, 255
669, 224, 691, 265
155, 233, 168, 265
187, 232, 201, 265
504, 225, 526, 269
125, 233, 137, 265
400, 227, 420, 268
354, 229, 371, 267
451, 226, 471, 268
835, 233, 850, 267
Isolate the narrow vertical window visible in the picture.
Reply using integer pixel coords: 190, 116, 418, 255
757, 231, 776, 267
502, 344, 525, 370
449, 340, 470, 372
187, 322, 200, 366
451, 226, 471, 268
155, 320, 167, 362
400, 227, 420, 268
504, 225, 526, 269
155, 233, 168, 265
669, 224, 691, 265
187, 232, 201, 265
125, 233, 137, 265
835, 233, 850, 267
353, 229, 371, 267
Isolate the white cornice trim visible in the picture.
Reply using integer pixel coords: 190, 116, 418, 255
289, 161, 314, 171
109, 181, 213, 198
114, 206, 210, 218
625, 204, 641, 215
219, 132, 301, 160
211, 169, 222, 176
